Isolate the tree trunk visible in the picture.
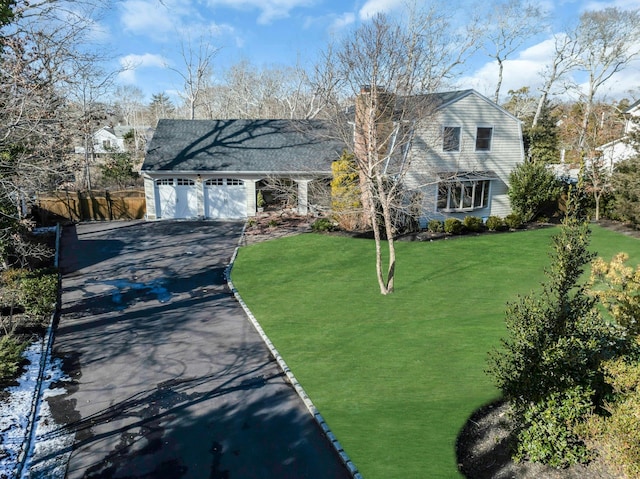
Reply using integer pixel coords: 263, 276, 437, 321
494, 58, 504, 104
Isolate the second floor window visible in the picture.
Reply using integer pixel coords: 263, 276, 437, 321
475, 127, 493, 151
443, 126, 461, 152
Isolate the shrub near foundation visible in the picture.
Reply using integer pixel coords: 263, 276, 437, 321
427, 219, 443, 233
462, 216, 484, 233
486, 215, 505, 231
444, 218, 463, 234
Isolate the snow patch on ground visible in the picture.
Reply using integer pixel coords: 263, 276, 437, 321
0, 339, 74, 479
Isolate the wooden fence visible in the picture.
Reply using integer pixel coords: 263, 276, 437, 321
36, 190, 146, 224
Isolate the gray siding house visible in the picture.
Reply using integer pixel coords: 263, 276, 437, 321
141, 90, 524, 224
404, 90, 524, 224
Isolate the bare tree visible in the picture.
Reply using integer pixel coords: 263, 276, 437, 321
168, 33, 219, 120
319, 5, 479, 295
532, 32, 581, 127
65, 56, 118, 190
573, 7, 640, 153
483, 0, 548, 104
0, 0, 108, 265
202, 60, 330, 120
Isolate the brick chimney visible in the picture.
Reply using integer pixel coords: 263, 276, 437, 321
353, 85, 396, 228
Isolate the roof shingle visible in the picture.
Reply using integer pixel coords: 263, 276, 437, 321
142, 119, 345, 174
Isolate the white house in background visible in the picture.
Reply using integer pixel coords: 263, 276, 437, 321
140, 89, 524, 222
75, 125, 155, 155
597, 99, 640, 169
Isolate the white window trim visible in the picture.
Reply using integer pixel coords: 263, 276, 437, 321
437, 179, 492, 212
475, 125, 494, 152
442, 125, 461, 153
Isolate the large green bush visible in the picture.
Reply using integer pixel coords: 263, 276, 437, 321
508, 161, 562, 222
487, 214, 623, 467
611, 156, 640, 228
516, 386, 594, 467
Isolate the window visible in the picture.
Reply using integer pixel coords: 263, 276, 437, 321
475, 127, 493, 151
156, 178, 174, 186
437, 180, 490, 211
177, 178, 194, 186
102, 139, 112, 149
206, 178, 224, 186
443, 126, 461, 152
227, 179, 244, 186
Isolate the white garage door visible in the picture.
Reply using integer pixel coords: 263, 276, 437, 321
205, 179, 246, 219
155, 178, 198, 219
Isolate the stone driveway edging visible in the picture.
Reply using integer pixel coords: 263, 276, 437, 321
225, 226, 363, 479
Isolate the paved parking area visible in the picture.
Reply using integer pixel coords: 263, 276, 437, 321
50, 220, 350, 479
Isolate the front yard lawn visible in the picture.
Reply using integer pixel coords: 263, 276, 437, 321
231, 225, 640, 479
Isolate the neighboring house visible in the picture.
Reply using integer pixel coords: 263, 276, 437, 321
597, 99, 640, 169
141, 89, 524, 222
75, 125, 154, 155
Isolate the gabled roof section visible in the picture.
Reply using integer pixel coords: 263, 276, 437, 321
142, 119, 345, 174
423, 89, 521, 123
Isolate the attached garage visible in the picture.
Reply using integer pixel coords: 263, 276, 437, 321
141, 119, 344, 220
204, 179, 246, 219
154, 178, 198, 219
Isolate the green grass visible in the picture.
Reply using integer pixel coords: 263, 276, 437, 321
231, 225, 640, 479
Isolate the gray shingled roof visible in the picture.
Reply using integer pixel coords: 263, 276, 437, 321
142, 119, 345, 174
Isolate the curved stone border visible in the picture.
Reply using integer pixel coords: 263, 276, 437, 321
15, 224, 62, 478
224, 225, 363, 479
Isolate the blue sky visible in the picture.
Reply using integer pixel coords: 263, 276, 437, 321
97, 0, 640, 104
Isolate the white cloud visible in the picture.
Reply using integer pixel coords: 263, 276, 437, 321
458, 59, 547, 102
358, 0, 405, 20
207, 0, 314, 24
330, 12, 356, 31
120, 0, 191, 38
118, 53, 168, 84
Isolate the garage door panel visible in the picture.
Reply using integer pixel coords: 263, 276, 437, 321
176, 185, 198, 218
155, 178, 198, 219
157, 185, 177, 218
225, 187, 246, 218
205, 180, 246, 219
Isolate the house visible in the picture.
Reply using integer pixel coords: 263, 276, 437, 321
141, 119, 343, 219
597, 99, 640, 169
402, 90, 524, 224
75, 125, 155, 155
141, 90, 524, 223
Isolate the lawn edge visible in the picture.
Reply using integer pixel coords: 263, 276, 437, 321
226, 225, 362, 479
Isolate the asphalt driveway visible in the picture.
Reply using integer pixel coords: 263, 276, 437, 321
50, 220, 351, 479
